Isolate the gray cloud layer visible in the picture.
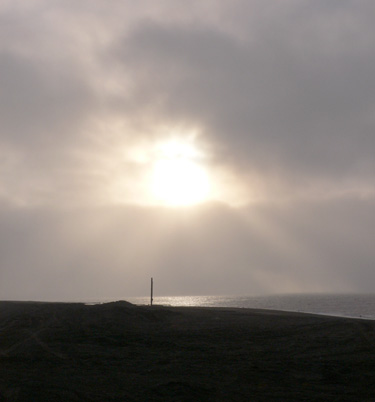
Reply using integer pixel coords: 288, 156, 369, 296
118, 5, 375, 189
1, 1, 375, 299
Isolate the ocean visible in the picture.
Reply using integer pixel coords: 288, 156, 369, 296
123, 293, 375, 320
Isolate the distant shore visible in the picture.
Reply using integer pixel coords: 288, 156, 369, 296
1, 300, 375, 401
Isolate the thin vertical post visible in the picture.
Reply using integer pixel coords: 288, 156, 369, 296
151, 277, 153, 306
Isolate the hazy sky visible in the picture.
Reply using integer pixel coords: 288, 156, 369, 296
1, 0, 375, 300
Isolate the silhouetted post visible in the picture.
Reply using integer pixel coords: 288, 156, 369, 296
150, 277, 153, 306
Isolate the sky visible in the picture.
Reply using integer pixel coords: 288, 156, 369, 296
1, 0, 375, 301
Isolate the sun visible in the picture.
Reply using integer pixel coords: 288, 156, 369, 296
153, 158, 209, 206
151, 140, 210, 206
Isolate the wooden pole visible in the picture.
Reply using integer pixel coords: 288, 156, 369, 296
151, 277, 153, 306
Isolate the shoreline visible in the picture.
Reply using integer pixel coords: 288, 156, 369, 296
2, 299, 374, 322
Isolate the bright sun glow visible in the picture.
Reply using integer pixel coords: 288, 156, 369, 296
152, 140, 210, 206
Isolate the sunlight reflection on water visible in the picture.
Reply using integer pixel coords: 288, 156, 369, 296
123, 294, 375, 320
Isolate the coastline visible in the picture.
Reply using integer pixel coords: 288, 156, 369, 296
4, 298, 374, 321
1, 300, 375, 401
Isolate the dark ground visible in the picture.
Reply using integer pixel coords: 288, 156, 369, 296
0, 300, 375, 401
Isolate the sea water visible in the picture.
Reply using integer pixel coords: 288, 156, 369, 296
124, 294, 375, 320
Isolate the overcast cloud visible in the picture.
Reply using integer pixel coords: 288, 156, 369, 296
1, 1, 375, 300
